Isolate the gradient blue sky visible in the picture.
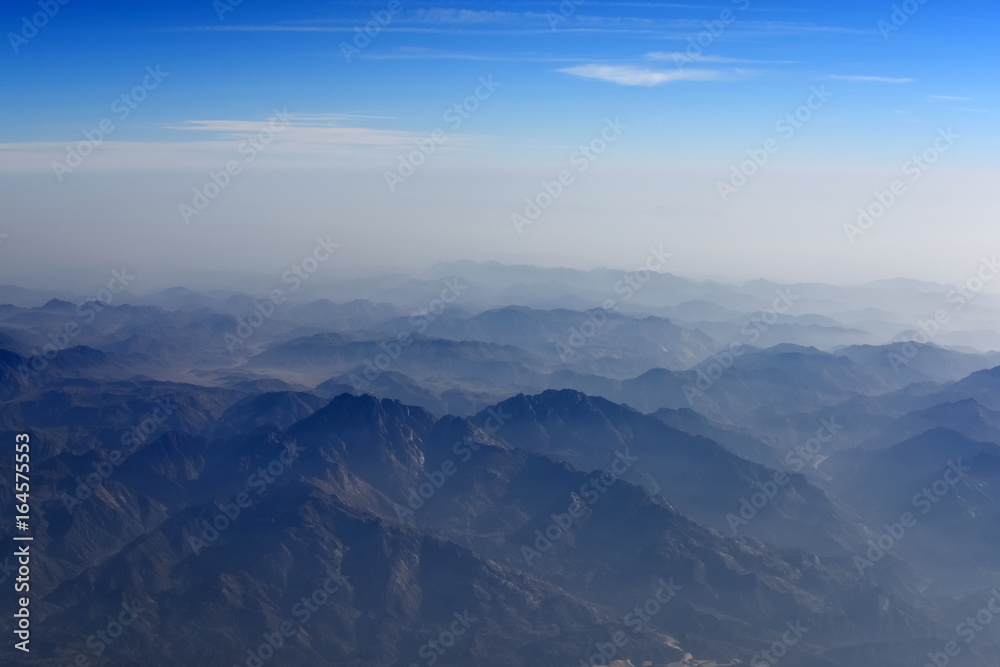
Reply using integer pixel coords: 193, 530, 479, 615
1, 0, 997, 289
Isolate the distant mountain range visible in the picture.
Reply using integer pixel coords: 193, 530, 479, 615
2, 269, 1000, 665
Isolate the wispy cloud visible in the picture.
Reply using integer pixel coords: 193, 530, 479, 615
359, 48, 587, 63
928, 95, 974, 101
645, 51, 797, 65
829, 74, 913, 84
409, 9, 531, 24
165, 17, 872, 38
555, 2, 725, 8
166, 114, 395, 136
646, 52, 750, 63
162, 114, 436, 149
544, 1, 811, 11
558, 64, 723, 86
0, 114, 477, 174
164, 23, 692, 37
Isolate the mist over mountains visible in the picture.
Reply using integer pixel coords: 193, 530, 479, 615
2, 262, 1000, 666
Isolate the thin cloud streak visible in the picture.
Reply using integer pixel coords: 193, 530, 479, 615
830, 74, 914, 84
0, 116, 483, 173
647, 52, 751, 63
359, 50, 591, 63
929, 95, 975, 101
163, 18, 874, 38
559, 64, 724, 86
645, 51, 798, 64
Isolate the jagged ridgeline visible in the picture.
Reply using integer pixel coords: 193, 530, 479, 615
1, 273, 1000, 665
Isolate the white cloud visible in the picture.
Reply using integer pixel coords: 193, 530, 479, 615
0, 114, 473, 174
928, 95, 974, 101
645, 52, 749, 63
558, 64, 722, 86
359, 49, 585, 63
410, 9, 526, 24
829, 74, 913, 84
169, 17, 870, 38
164, 114, 408, 146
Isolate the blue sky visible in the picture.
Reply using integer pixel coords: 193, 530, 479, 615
5, 0, 995, 151
1, 0, 997, 288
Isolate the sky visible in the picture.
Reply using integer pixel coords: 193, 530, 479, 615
0, 0, 997, 291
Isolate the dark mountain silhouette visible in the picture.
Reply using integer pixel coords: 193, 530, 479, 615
3, 276, 1000, 665
0, 393, 957, 666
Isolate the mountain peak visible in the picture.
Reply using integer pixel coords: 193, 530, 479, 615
297, 392, 436, 433
41, 297, 76, 310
